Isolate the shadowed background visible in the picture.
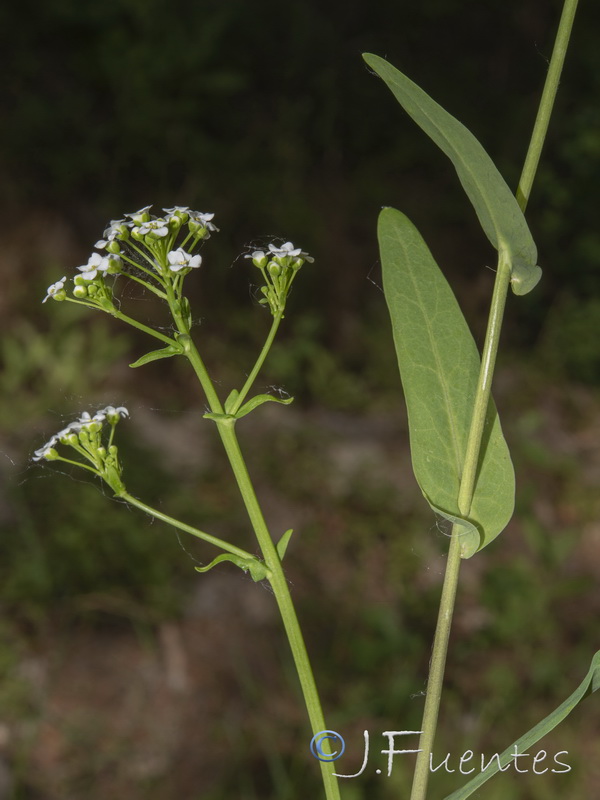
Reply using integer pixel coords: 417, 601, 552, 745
1, 0, 600, 798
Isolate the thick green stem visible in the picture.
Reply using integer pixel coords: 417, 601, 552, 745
217, 422, 341, 800
457, 254, 511, 520
409, 529, 462, 800
409, 4, 578, 799
409, 256, 510, 800
168, 298, 339, 800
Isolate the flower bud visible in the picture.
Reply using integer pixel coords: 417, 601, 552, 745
268, 262, 281, 277
106, 256, 122, 275
106, 240, 122, 255
73, 285, 88, 298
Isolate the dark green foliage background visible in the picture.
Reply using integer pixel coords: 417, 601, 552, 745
1, 0, 599, 364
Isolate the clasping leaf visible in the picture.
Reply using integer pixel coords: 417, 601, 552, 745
363, 53, 541, 295
379, 207, 514, 557
195, 553, 270, 582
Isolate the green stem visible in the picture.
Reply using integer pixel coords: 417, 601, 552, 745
516, 0, 579, 212
109, 308, 176, 347
120, 491, 256, 561
216, 422, 341, 800
410, 529, 462, 800
124, 271, 168, 299
457, 253, 511, 520
166, 293, 339, 799
409, 258, 510, 800
230, 311, 284, 414
409, 4, 578, 799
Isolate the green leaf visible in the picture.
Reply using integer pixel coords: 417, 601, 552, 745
379, 207, 514, 557
195, 553, 270, 582
236, 393, 294, 420
363, 53, 541, 296
129, 342, 183, 368
276, 529, 294, 560
224, 389, 240, 414
444, 650, 600, 799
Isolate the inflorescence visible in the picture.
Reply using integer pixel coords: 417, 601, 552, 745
43, 205, 313, 318
33, 406, 130, 496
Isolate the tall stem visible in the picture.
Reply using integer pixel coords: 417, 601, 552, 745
408, 3, 579, 799
409, 257, 510, 800
217, 422, 341, 800
516, 0, 579, 212
170, 302, 340, 800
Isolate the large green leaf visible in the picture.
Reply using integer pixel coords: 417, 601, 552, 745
379, 207, 514, 557
444, 650, 600, 799
364, 52, 541, 296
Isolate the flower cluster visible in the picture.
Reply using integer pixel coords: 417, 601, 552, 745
245, 241, 314, 316
33, 406, 129, 496
43, 205, 218, 308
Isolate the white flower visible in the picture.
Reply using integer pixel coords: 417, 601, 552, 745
268, 241, 314, 263
134, 217, 170, 238
32, 436, 59, 461
125, 205, 153, 224
77, 252, 114, 281
96, 219, 127, 249
43, 276, 67, 303
244, 250, 269, 268
167, 248, 202, 272
98, 405, 129, 423
188, 211, 219, 234
163, 206, 190, 215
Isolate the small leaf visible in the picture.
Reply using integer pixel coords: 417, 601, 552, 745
363, 53, 541, 296
236, 393, 294, 419
129, 342, 183, 368
195, 553, 270, 582
224, 389, 240, 414
276, 529, 294, 560
379, 207, 514, 557
444, 650, 600, 799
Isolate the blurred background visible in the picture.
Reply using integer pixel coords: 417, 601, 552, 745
1, 0, 600, 797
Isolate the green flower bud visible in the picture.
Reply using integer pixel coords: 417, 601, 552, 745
73, 285, 88, 298
268, 262, 281, 277
188, 220, 207, 237
106, 240, 122, 255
